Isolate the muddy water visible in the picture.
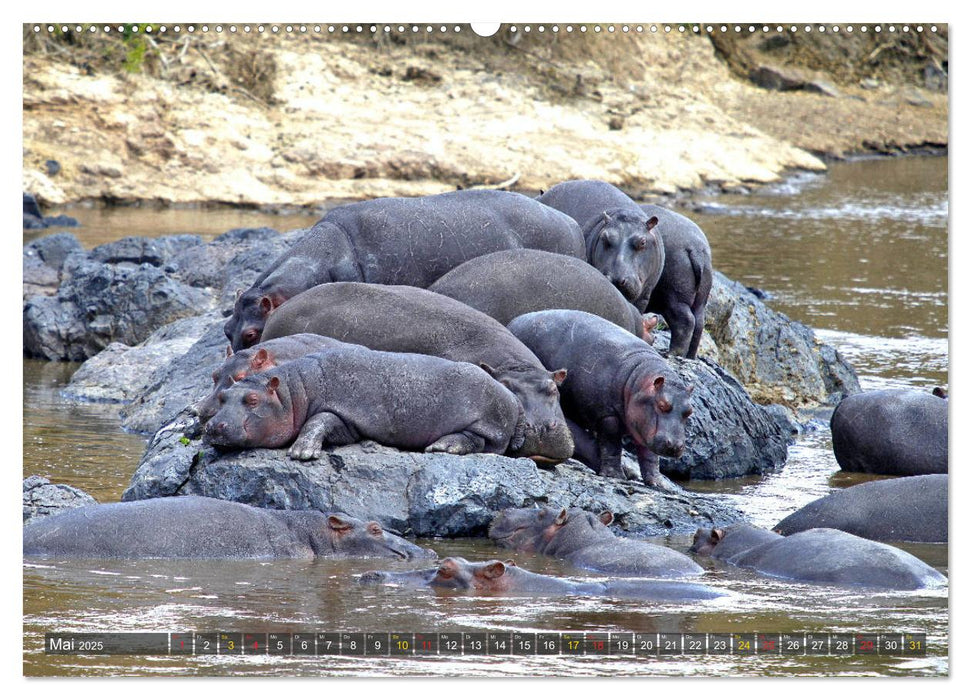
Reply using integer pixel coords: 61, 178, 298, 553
22, 156, 948, 677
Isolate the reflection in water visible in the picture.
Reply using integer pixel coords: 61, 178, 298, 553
23, 157, 948, 677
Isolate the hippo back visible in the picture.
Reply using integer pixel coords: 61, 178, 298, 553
538, 179, 640, 232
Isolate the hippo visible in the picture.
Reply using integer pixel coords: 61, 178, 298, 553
774, 475, 948, 543
831, 389, 947, 475
538, 179, 665, 308
260, 283, 574, 462
489, 507, 703, 577
640, 204, 713, 359
507, 310, 693, 487
192, 334, 350, 424
205, 346, 525, 459
689, 525, 947, 590
360, 557, 723, 600
224, 190, 585, 350
427, 249, 655, 340
22, 496, 436, 560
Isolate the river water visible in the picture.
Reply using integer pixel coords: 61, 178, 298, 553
22, 156, 949, 678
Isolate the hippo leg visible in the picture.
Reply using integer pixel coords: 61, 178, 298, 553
597, 439, 626, 480
567, 418, 601, 471
425, 431, 486, 455
664, 302, 696, 358
288, 412, 359, 460
635, 444, 677, 491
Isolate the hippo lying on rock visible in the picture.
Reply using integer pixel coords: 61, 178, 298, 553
427, 249, 655, 341
23, 496, 436, 560
261, 283, 573, 462
205, 346, 525, 459
774, 474, 947, 543
489, 507, 702, 577
831, 389, 947, 475
225, 190, 584, 350
508, 310, 693, 487
360, 557, 724, 600
690, 525, 946, 590
538, 179, 665, 309
192, 334, 349, 424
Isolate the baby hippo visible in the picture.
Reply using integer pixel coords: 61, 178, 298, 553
23, 496, 436, 560
508, 310, 693, 487
489, 506, 702, 577
204, 347, 525, 459
192, 334, 349, 424
690, 525, 947, 590
360, 557, 723, 601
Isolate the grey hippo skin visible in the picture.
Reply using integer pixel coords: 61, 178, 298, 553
507, 310, 693, 488
192, 334, 351, 425
774, 474, 948, 543
538, 179, 665, 311
831, 389, 947, 475
489, 506, 703, 577
205, 347, 525, 459
224, 190, 585, 350
428, 249, 655, 340
23, 496, 436, 560
640, 204, 713, 359
261, 283, 574, 462
690, 525, 946, 590
359, 557, 723, 600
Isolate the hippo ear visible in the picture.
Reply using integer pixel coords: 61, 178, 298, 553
266, 376, 280, 394
642, 314, 659, 331
235, 288, 243, 301
646, 216, 659, 231
933, 387, 948, 399
652, 376, 666, 393
482, 561, 506, 580
226, 344, 234, 358
366, 522, 383, 538
598, 511, 614, 526
251, 348, 271, 371
602, 210, 612, 224
711, 528, 725, 544
554, 508, 569, 526
258, 296, 274, 318
551, 369, 568, 386
504, 559, 518, 567
327, 515, 352, 532
478, 363, 497, 377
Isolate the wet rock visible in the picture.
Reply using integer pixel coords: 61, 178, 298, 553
23, 254, 214, 361
119, 312, 231, 433
703, 271, 860, 407
24, 232, 84, 272
23, 475, 98, 523
23, 193, 43, 220
123, 428, 745, 538
23, 193, 79, 229
91, 234, 203, 266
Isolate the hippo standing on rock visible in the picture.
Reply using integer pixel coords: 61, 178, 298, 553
260, 283, 574, 462
427, 249, 657, 341
690, 525, 946, 590
192, 334, 351, 424
23, 496, 436, 560
831, 388, 948, 475
538, 179, 665, 309
224, 190, 585, 350
774, 474, 948, 543
360, 557, 724, 600
508, 310, 693, 487
205, 346, 525, 459
489, 507, 703, 577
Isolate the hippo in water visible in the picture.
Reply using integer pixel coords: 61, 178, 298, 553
224, 190, 584, 350
690, 525, 946, 590
538, 179, 665, 307
260, 283, 574, 462
774, 474, 948, 543
489, 506, 702, 577
508, 310, 693, 488
830, 388, 948, 476
23, 496, 436, 560
427, 249, 656, 341
204, 346, 525, 460
192, 334, 350, 424
360, 557, 723, 600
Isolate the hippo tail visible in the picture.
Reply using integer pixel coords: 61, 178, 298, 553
689, 246, 713, 312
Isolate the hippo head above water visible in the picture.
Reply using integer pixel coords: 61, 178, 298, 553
225, 288, 284, 351
193, 345, 275, 423
320, 513, 436, 560
488, 506, 614, 554
587, 209, 663, 302
478, 363, 573, 462
624, 373, 693, 458
204, 374, 295, 450
689, 527, 725, 557
361, 557, 522, 592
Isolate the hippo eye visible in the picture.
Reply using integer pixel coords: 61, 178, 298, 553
244, 392, 260, 408
657, 401, 672, 413
547, 383, 558, 396
632, 235, 648, 251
